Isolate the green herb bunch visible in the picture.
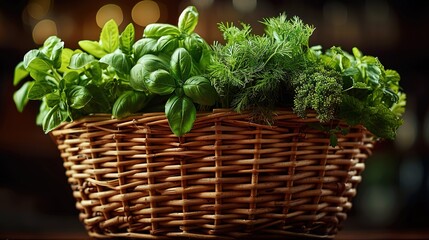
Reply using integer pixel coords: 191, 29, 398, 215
208, 14, 406, 141
13, 6, 406, 141
209, 15, 314, 121
13, 6, 218, 136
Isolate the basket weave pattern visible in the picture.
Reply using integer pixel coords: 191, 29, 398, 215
50, 109, 373, 239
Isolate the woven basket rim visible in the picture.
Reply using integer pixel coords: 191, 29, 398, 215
52, 108, 367, 134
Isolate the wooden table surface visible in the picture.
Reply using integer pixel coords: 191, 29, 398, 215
2, 230, 429, 240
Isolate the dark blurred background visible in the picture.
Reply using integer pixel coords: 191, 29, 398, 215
1, 0, 428, 236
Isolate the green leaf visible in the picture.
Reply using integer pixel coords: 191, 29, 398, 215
44, 92, 60, 107
183, 33, 206, 62
69, 52, 96, 69
28, 79, 57, 100
178, 6, 199, 34
165, 95, 196, 136
23, 50, 52, 72
155, 35, 179, 54
143, 23, 180, 38
63, 71, 80, 85
119, 23, 135, 55
13, 81, 33, 112
146, 69, 176, 95
366, 63, 381, 85
183, 76, 217, 105
130, 63, 150, 91
133, 38, 157, 60
13, 62, 29, 86
137, 54, 169, 71
100, 19, 120, 53
170, 48, 192, 81
58, 48, 75, 73
100, 52, 132, 75
382, 88, 399, 107
67, 85, 93, 109
364, 104, 402, 140
112, 90, 149, 118
82, 84, 112, 113
85, 62, 103, 82
41, 36, 62, 56
42, 104, 68, 133
352, 47, 362, 58
50, 40, 64, 69
78, 40, 108, 58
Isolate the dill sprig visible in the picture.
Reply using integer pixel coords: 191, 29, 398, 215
209, 14, 315, 122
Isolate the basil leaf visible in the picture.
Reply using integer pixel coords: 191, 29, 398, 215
78, 40, 108, 58
119, 23, 135, 55
41, 36, 62, 57
51, 41, 64, 69
143, 23, 180, 38
165, 95, 196, 136
42, 104, 68, 133
146, 69, 176, 95
184, 33, 205, 62
13, 62, 29, 86
83, 84, 112, 113
67, 85, 92, 109
28, 79, 57, 100
40, 36, 64, 69
44, 92, 60, 108
183, 76, 217, 106
63, 71, 80, 85
137, 54, 170, 72
112, 90, 149, 118
133, 38, 157, 60
58, 48, 75, 73
100, 19, 120, 53
23, 50, 52, 72
155, 35, 179, 54
178, 6, 199, 34
130, 63, 150, 92
85, 62, 103, 82
13, 81, 33, 112
100, 52, 132, 75
69, 52, 96, 69
170, 48, 192, 81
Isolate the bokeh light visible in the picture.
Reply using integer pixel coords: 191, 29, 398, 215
96, 4, 123, 28
26, 0, 51, 20
132, 0, 160, 27
32, 19, 57, 44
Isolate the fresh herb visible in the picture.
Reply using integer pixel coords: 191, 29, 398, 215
13, 6, 406, 142
208, 13, 406, 142
13, 6, 218, 136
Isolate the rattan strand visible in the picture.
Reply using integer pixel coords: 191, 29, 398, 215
50, 109, 373, 239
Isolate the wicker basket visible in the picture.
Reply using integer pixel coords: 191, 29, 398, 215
50, 109, 374, 239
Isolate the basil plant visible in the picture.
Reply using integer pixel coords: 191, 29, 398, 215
13, 6, 218, 136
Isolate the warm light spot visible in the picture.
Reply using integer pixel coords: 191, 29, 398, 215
96, 4, 123, 28
132, 0, 160, 27
32, 19, 57, 44
233, 0, 257, 13
26, 0, 51, 20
